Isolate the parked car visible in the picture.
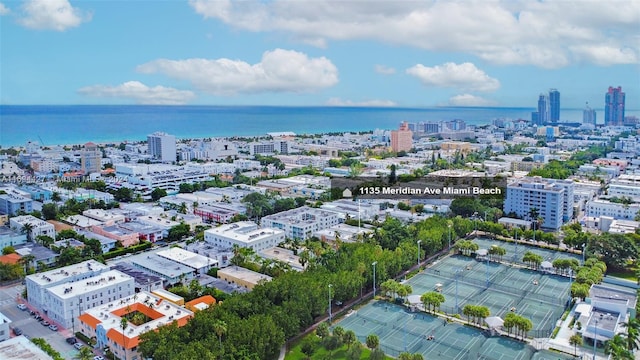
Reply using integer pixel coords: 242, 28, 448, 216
66, 337, 78, 345
40, 321, 50, 327
17, 304, 27, 310
74, 343, 84, 350
93, 357, 105, 360
48, 324, 58, 331
12, 327, 22, 336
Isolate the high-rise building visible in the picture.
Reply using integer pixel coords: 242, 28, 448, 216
531, 112, 540, 126
503, 177, 574, 230
583, 102, 597, 125
537, 94, 549, 125
147, 132, 177, 163
549, 89, 560, 122
605, 86, 625, 126
390, 121, 413, 152
81, 142, 102, 174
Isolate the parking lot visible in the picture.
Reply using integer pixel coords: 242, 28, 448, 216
0, 282, 85, 359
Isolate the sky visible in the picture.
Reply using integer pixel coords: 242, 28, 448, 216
0, 0, 639, 108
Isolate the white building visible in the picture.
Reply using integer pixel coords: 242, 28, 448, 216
320, 199, 379, 221
608, 174, 640, 200
156, 247, 218, 275
25, 260, 111, 322
205, 221, 285, 252
148, 132, 177, 163
260, 206, 341, 240
586, 199, 640, 221
9, 215, 55, 240
124, 253, 195, 286
504, 177, 567, 230
45, 270, 135, 329
0, 311, 11, 342
78, 291, 193, 360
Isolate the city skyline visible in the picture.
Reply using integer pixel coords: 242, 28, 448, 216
0, 0, 638, 108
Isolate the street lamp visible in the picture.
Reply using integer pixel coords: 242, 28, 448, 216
485, 255, 490, 288
372, 262, 378, 297
417, 240, 422, 266
582, 243, 586, 265
448, 223, 452, 249
328, 284, 333, 323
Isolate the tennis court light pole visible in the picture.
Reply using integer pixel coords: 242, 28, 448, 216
593, 320, 598, 360
582, 243, 586, 265
417, 240, 422, 266
372, 261, 377, 297
485, 256, 489, 287
448, 223, 452, 249
455, 269, 463, 312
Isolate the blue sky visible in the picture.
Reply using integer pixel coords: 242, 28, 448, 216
1, 0, 638, 108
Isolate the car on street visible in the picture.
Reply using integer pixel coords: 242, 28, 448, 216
12, 327, 22, 336
94, 356, 105, 360
40, 321, 50, 326
66, 337, 78, 344
48, 324, 58, 331
74, 343, 84, 350
17, 303, 27, 310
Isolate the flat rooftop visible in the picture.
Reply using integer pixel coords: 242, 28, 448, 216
156, 247, 218, 269
48, 270, 132, 299
590, 284, 637, 308
259, 247, 303, 270
218, 266, 272, 285
26, 260, 108, 286
111, 263, 164, 286
206, 221, 284, 244
0, 335, 54, 360
126, 253, 194, 279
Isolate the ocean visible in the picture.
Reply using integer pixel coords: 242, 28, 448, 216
0, 105, 634, 147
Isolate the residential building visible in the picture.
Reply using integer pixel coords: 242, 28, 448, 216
156, 247, 218, 275
81, 142, 102, 174
585, 199, 640, 220
111, 263, 164, 293
8, 215, 55, 241
76, 230, 117, 253
0, 226, 27, 249
205, 221, 285, 252
260, 206, 341, 240
608, 174, 640, 200
504, 177, 566, 230
605, 86, 625, 126
549, 89, 560, 122
91, 225, 139, 247
390, 121, 413, 152
185, 295, 216, 313
78, 291, 193, 360
0, 194, 33, 216
45, 270, 134, 329
0, 311, 11, 342
583, 102, 597, 125
0, 336, 56, 360
147, 132, 177, 163
25, 260, 110, 317
217, 265, 272, 290
537, 93, 549, 125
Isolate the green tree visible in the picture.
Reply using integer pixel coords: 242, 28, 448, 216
212, 319, 227, 348
569, 334, 583, 356
420, 291, 445, 313
316, 322, 329, 338
2, 246, 15, 255
120, 317, 128, 360
366, 334, 379, 350
151, 188, 168, 201
41, 203, 58, 220
605, 334, 633, 360
343, 330, 357, 349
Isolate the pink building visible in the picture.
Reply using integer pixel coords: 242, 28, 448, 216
91, 225, 139, 247
390, 122, 413, 153
593, 158, 628, 171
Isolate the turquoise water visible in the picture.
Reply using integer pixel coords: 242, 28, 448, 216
1, 105, 624, 147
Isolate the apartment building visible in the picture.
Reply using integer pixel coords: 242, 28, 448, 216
205, 221, 285, 252
504, 178, 566, 230
9, 215, 55, 240
260, 206, 340, 240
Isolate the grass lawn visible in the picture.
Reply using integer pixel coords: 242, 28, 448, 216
607, 270, 638, 283
286, 335, 394, 360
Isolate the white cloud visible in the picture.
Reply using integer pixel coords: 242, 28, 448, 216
447, 94, 497, 107
18, 0, 91, 31
137, 49, 339, 95
326, 97, 396, 107
78, 81, 196, 105
406, 62, 500, 92
374, 65, 396, 75
189, 0, 640, 68
0, 3, 10, 15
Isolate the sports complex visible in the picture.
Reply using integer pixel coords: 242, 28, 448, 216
336, 237, 582, 360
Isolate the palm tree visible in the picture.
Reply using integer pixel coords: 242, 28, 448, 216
212, 319, 227, 348
366, 334, 379, 351
120, 317, 128, 360
622, 318, 640, 352
605, 334, 633, 360
343, 330, 356, 349
74, 346, 94, 360
21, 223, 34, 242
528, 207, 539, 242
569, 334, 583, 356
19, 254, 36, 275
